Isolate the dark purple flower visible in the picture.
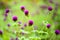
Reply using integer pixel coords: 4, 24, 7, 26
55, 30, 60, 35
0, 30, 3, 35
46, 24, 51, 28
24, 10, 29, 16
20, 6, 25, 11
15, 37, 19, 40
5, 9, 9, 13
48, 6, 52, 11
24, 23, 27, 27
7, 23, 10, 27
4, 13, 8, 17
12, 16, 18, 22
29, 20, 33, 26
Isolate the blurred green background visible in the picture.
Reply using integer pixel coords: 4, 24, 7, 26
0, 0, 60, 40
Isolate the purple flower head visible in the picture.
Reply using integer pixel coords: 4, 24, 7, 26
12, 16, 18, 22
4, 13, 8, 17
24, 10, 29, 16
20, 6, 25, 11
48, 6, 52, 11
46, 24, 51, 28
5, 9, 9, 13
15, 37, 19, 40
29, 20, 33, 26
55, 30, 60, 35
7, 23, 10, 27
0, 30, 3, 35
24, 23, 27, 27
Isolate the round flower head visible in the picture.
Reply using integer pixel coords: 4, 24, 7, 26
15, 37, 18, 40
48, 6, 52, 11
0, 30, 3, 35
5, 9, 9, 13
55, 30, 60, 35
24, 23, 27, 27
20, 6, 25, 11
46, 24, 51, 28
12, 16, 18, 22
7, 23, 10, 27
4, 13, 8, 17
24, 10, 29, 16
29, 20, 33, 26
